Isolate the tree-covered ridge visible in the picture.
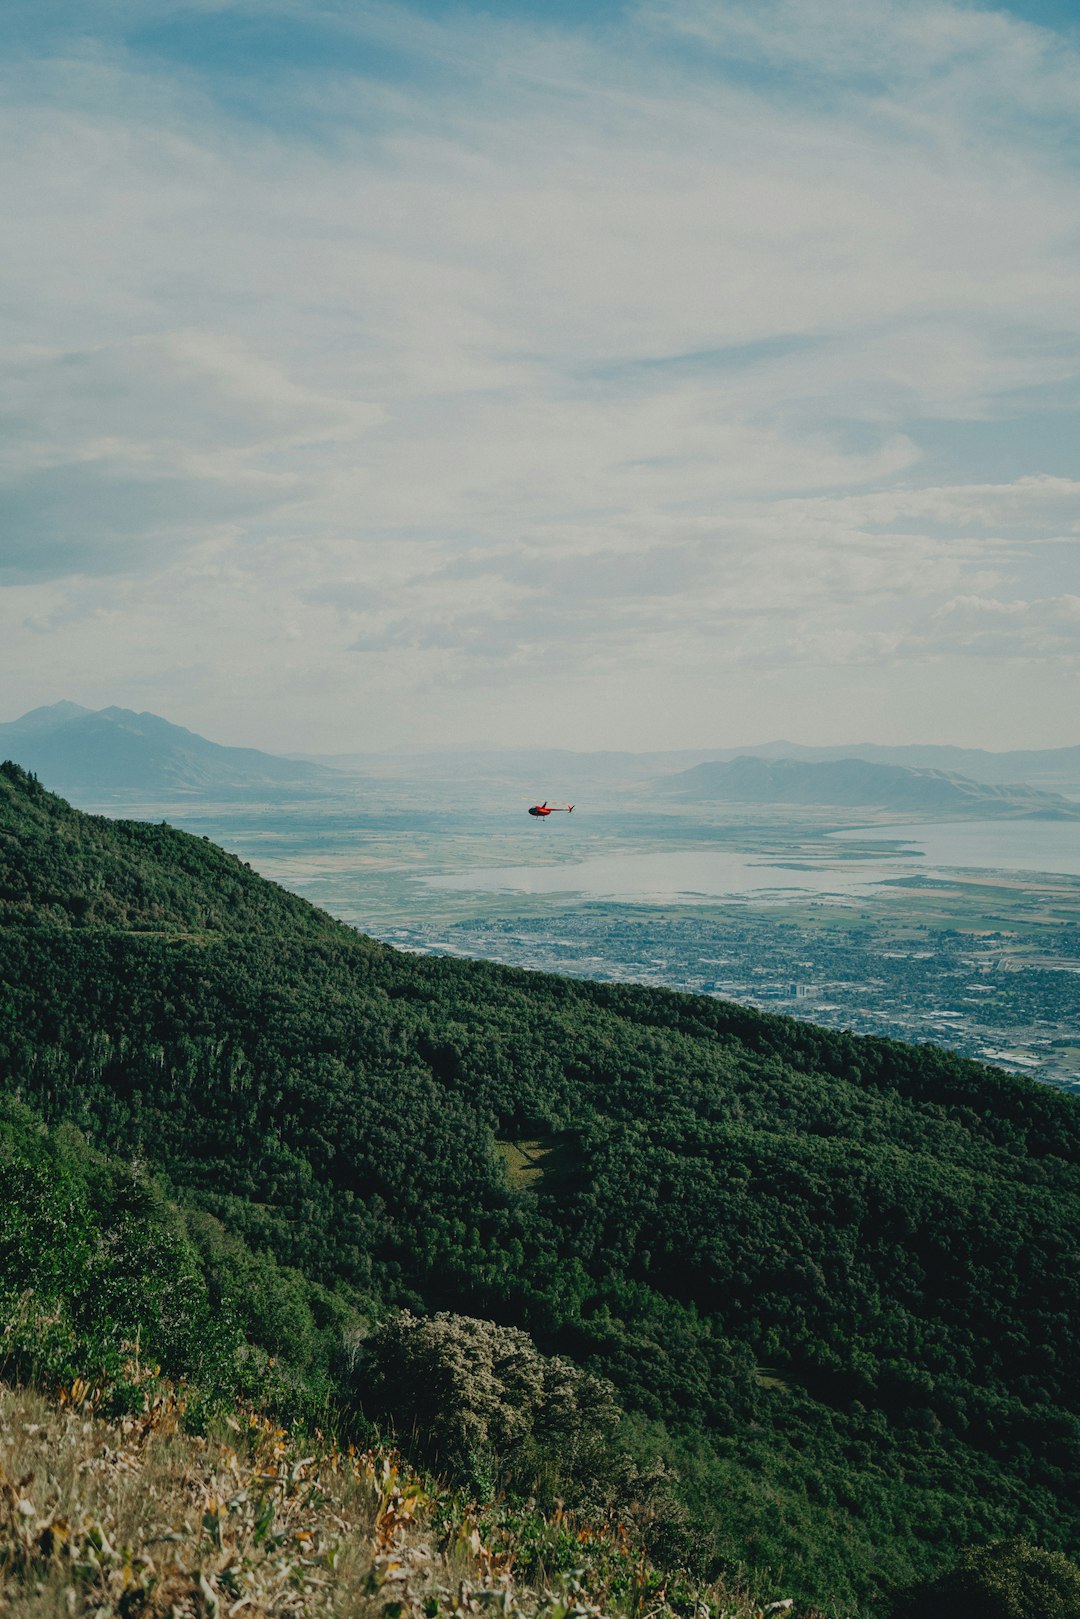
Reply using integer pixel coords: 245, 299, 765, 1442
1, 761, 1078, 1611
0, 760, 353, 937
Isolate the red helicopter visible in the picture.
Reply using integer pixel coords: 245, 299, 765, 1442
528, 801, 574, 819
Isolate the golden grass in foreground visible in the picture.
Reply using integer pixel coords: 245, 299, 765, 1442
0, 1382, 381, 1619
0, 1383, 795, 1619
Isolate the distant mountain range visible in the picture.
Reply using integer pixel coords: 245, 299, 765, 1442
697, 739, 1080, 794
662, 755, 1080, 817
0, 703, 338, 802
5, 702, 1079, 812
308, 739, 1080, 796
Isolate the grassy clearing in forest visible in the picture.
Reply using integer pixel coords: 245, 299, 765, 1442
494, 1139, 559, 1189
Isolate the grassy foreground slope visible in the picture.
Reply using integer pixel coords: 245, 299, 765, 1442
1, 762, 1078, 1611
1, 1379, 698, 1619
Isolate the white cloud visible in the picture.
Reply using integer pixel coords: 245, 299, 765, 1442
930, 590, 1080, 659
1, 0, 1079, 745
781, 476, 1080, 533
0, 334, 380, 580
642, 0, 1080, 112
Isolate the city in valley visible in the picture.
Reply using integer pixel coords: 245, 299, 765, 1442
123, 785, 1080, 1098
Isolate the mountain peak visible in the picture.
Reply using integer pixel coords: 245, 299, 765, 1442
0, 704, 338, 803
3, 700, 94, 735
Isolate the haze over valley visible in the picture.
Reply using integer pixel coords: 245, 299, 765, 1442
5, 701, 1078, 1094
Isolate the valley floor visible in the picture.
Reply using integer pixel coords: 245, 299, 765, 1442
102, 793, 1080, 1094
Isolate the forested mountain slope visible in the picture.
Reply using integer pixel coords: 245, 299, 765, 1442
1, 762, 1078, 1612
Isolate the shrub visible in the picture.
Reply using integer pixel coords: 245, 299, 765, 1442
892, 1538, 1080, 1619
0, 1099, 334, 1423
354, 1309, 619, 1497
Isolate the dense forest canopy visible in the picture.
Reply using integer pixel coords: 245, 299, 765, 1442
1, 760, 1078, 1612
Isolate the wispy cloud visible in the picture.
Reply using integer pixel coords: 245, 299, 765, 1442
1, 0, 1078, 747
0, 334, 380, 580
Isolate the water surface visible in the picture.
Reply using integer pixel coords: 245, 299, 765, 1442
830, 819, 1080, 878
424, 847, 890, 903
424, 817, 1080, 903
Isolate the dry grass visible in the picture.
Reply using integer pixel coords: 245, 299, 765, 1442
0, 1381, 384, 1619
0, 1382, 585, 1619
0, 1383, 795, 1619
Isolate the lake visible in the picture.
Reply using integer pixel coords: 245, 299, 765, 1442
423, 818, 1080, 903
423, 846, 886, 902
830, 819, 1080, 878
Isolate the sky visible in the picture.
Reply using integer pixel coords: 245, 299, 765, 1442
2, 0, 1080, 754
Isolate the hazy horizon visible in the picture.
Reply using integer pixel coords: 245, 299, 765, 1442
2, 0, 1079, 753
4, 696, 1080, 763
